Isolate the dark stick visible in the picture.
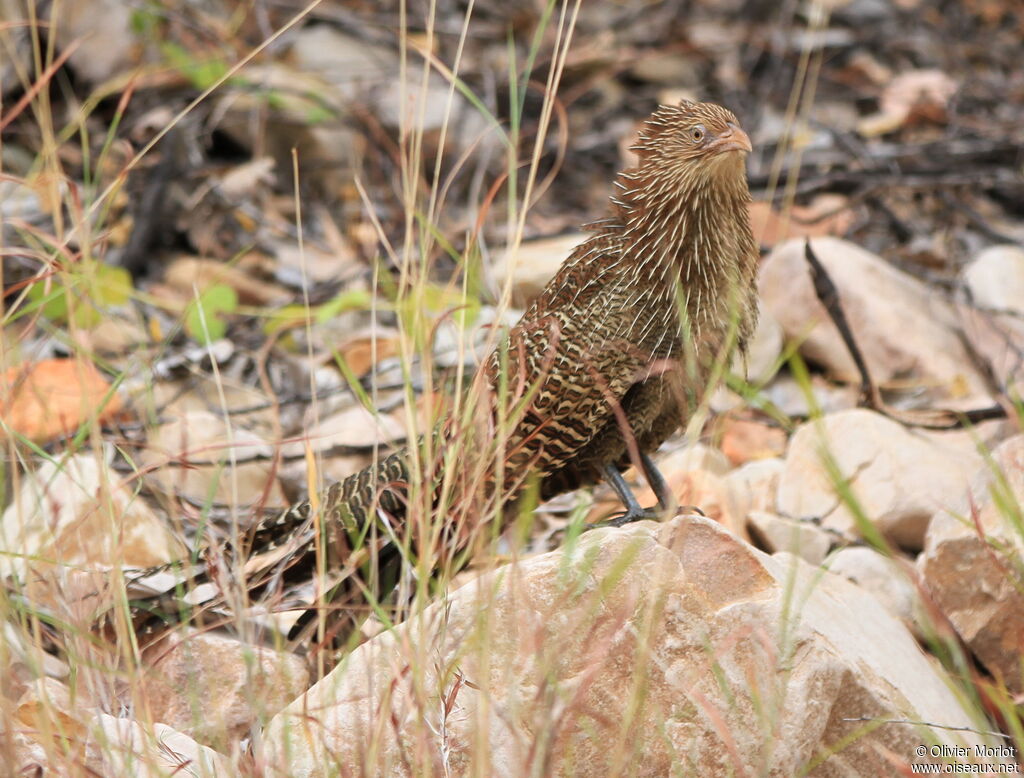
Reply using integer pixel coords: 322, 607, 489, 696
804, 240, 877, 407
803, 240, 1010, 430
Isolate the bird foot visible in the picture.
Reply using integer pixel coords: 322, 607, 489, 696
586, 503, 707, 531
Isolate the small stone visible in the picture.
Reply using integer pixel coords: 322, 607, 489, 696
725, 456, 785, 519
719, 416, 787, 466
141, 630, 310, 746
143, 411, 286, 507
963, 244, 1024, 315
488, 233, 587, 308
777, 409, 981, 550
919, 434, 1024, 693
747, 510, 831, 564
0, 451, 185, 579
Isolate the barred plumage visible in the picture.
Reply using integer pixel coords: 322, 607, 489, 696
120, 100, 758, 645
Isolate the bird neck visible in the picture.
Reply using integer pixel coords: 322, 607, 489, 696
608, 164, 753, 307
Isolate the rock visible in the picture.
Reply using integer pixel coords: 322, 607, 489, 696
738, 301, 784, 384
52, 0, 138, 84
143, 410, 287, 507
487, 232, 587, 308
758, 237, 991, 402
760, 372, 859, 419
955, 303, 1024, 398
747, 510, 831, 564
659, 441, 733, 477
725, 456, 785, 519
959, 246, 1024, 395
87, 715, 229, 777
719, 415, 787, 466
827, 547, 923, 637
587, 466, 743, 537
0, 450, 185, 579
589, 444, 741, 531
279, 403, 407, 457
919, 434, 1024, 693
1, 359, 124, 443
288, 26, 490, 170
777, 409, 981, 550
858, 69, 957, 136
747, 194, 855, 249
12, 677, 228, 776
963, 245, 1024, 314
262, 515, 1003, 777
163, 255, 287, 306
686, 303, 781, 413
140, 631, 309, 746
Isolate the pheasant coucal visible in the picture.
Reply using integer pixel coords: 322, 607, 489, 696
120, 99, 759, 644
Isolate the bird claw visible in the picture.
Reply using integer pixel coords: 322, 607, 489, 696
586, 503, 707, 531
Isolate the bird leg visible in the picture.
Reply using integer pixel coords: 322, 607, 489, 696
588, 455, 706, 530
638, 451, 706, 518
594, 463, 662, 528
639, 451, 674, 512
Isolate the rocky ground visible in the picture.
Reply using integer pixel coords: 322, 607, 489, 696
2, 0, 1023, 776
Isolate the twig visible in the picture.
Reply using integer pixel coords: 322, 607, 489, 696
840, 716, 1012, 740
803, 240, 1010, 430
804, 240, 877, 407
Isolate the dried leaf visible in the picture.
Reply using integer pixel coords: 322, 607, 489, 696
0, 360, 124, 442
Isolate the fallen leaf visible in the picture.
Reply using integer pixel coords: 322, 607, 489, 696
748, 194, 854, 248
338, 336, 400, 377
163, 255, 285, 306
1, 360, 125, 442
858, 69, 957, 136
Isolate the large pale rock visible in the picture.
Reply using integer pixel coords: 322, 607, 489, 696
956, 303, 1024, 397
86, 716, 229, 777
756, 373, 858, 419
739, 301, 784, 384
0, 451, 185, 579
263, 515, 1000, 777
140, 631, 309, 746
919, 434, 1024, 692
828, 547, 924, 637
777, 409, 981, 549
958, 245, 1024, 396
280, 403, 407, 456
759, 237, 991, 401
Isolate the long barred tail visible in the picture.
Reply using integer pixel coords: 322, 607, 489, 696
119, 445, 417, 642
246, 445, 412, 552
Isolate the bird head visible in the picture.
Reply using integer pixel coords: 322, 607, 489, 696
630, 100, 752, 196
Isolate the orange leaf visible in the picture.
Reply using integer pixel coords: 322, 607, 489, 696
1, 360, 125, 442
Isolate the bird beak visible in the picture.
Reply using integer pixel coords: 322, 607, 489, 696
707, 123, 752, 155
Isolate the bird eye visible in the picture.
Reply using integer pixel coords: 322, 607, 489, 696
689, 125, 705, 142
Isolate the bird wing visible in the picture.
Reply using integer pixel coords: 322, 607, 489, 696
486, 239, 652, 490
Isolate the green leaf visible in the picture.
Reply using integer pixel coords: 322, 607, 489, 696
262, 289, 373, 336
93, 264, 133, 306
185, 283, 238, 344
313, 289, 374, 324
162, 42, 229, 90
26, 279, 70, 321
